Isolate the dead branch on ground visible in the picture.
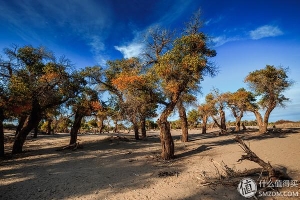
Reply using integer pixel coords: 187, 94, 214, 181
235, 136, 291, 181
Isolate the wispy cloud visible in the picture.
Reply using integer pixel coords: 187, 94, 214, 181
250, 25, 283, 40
204, 15, 224, 26
0, 0, 111, 66
114, 43, 144, 59
115, 0, 192, 59
211, 35, 240, 47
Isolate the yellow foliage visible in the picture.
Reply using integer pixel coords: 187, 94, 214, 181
40, 72, 59, 82
165, 81, 180, 94
90, 101, 102, 111
112, 74, 146, 91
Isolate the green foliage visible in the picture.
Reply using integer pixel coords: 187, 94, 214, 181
245, 65, 293, 108
187, 109, 201, 128
154, 33, 216, 96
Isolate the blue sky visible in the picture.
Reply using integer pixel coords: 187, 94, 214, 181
0, 0, 299, 122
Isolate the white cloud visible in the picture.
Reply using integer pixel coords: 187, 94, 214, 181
114, 43, 144, 59
250, 25, 283, 40
211, 35, 240, 47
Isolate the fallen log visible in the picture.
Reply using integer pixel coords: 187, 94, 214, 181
234, 136, 291, 181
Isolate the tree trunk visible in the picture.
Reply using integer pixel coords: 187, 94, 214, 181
158, 103, 176, 160
47, 118, 53, 135
141, 117, 146, 138
97, 116, 104, 133
235, 115, 243, 132
12, 99, 42, 154
177, 100, 188, 142
69, 111, 83, 145
15, 115, 27, 136
133, 122, 139, 140
230, 108, 243, 132
242, 122, 247, 130
201, 115, 207, 134
113, 120, 118, 133
33, 125, 38, 138
0, 108, 4, 157
220, 110, 226, 134
262, 106, 275, 133
253, 110, 266, 134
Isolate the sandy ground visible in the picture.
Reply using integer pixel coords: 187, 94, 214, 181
1, 128, 300, 200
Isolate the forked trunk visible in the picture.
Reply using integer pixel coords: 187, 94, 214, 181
141, 117, 146, 138
231, 108, 243, 132
177, 100, 188, 142
12, 100, 42, 154
69, 111, 83, 145
0, 108, 4, 157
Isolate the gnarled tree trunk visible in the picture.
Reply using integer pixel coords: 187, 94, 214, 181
232, 109, 243, 132
177, 100, 188, 142
69, 111, 83, 145
158, 102, 177, 160
235, 116, 242, 132
12, 99, 42, 154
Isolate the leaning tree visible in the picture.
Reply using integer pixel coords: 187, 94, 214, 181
244, 65, 294, 134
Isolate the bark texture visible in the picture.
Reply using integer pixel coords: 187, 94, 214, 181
177, 100, 188, 142
158, 101, 177, 160
69, 111, 83, 145
12, 99, 42, 154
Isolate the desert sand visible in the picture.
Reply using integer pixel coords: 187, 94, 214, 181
1, 128, 300, 200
